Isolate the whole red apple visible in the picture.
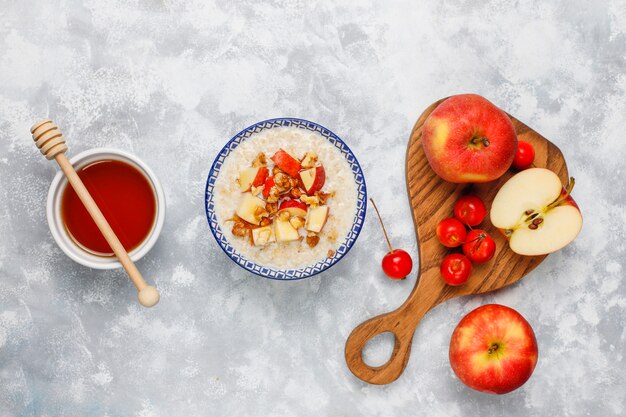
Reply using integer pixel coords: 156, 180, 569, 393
422, 94, 517, 183
449, 304, 538, 395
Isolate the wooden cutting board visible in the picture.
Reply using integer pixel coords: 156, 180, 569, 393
344, 98, 569, 385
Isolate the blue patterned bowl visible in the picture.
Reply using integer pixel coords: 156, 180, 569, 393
205, 118, 367, 280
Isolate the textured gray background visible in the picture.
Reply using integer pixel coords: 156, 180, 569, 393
1, 1, 625, 416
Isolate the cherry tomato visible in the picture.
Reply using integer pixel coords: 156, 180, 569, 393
436, 218, 467, 248
454, 195, 487, 227
382, 249, 413, 280
462, 229, 496, 264
440, 253, 472, 286
512, 140, 535, 170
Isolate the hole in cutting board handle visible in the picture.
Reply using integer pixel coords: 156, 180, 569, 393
362, 331, 397, 367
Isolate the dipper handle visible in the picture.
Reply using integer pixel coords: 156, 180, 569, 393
31, 120, 160, 307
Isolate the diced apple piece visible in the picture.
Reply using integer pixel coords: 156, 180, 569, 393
262, 176, 275, 199
236, 193, 267, 225
251, 225, 275, 246
238, 166, 269, 192
271, 149, 301, 177
274, 217, 300, 242
306, 205, 329, 233
299, 165, 325, 195
278, 199, 308, 218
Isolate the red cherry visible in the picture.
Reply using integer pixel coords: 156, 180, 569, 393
454, 195, 487, 227
512, 140, 535, 170
436, 218, 467, 248
440, 253, 472, 286
382, 249, 413, 280
462, 229, 496, 264
370, 198, 413, 280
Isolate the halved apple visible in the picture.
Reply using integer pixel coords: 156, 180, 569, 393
274, 217, 300, 242
251, 225, 275, 246
299, 165, 326, 195
238, 166, 269, 192
278, 199, 308, 218
236, 193, 267, 225
271, 149, 301, 177
490, 168, 582, 256
305, 205, 329, 233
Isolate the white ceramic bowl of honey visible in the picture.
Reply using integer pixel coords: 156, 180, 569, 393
47, 148, 165, 269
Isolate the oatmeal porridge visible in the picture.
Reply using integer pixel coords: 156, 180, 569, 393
213, 126, 358, 269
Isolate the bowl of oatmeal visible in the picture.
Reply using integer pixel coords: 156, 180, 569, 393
205, 118, 366, 280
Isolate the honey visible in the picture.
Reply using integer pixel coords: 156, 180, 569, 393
61, 159, 156, 256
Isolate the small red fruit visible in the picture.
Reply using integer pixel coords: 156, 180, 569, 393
454, 195, 487, 227
436, 218, 467, 248
512, 140, 535, 170
440, 254, 472, 286
382, 249, 413, 280
370, 198, 413, 280
463, 229, 496, 264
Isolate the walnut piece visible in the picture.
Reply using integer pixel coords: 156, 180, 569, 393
272, 166, 283, 176
232, 221, 249, 237
315, 191, 334, 205
277, 210, 291, 221
327, 249, 335, 257
306, 232, 320, 248
266, 186, 280, 203
250, 184, 264, 197
252, 152, 267, 167
300, 151, 318, 169
274, 172, 292, 191
300, 194, 319, 206
266, 202, 278, 215
254, 206, 269, 219
289, 216, 305, 229
290, 187, 302, 199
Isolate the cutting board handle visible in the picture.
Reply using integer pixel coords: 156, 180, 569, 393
344, 275, 436, 385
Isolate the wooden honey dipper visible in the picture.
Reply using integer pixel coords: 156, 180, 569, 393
31, 119, 160, 308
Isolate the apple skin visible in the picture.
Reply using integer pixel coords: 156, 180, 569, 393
252, 166, 269, 187
422, 94, 518, 183
449, 304, 538, 395
300, 165, 326, 195
278, 198, 308, 217
271, 149, 301, 177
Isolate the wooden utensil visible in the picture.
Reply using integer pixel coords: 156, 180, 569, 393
31, 119, 160, 308
345, 99, 568, 384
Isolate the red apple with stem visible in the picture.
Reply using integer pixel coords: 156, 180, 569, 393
370, 198, 412, 280
449, 304, 538, 395
421, 94, 518, 183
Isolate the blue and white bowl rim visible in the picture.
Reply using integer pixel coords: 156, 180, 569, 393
205, 117, 367, 280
